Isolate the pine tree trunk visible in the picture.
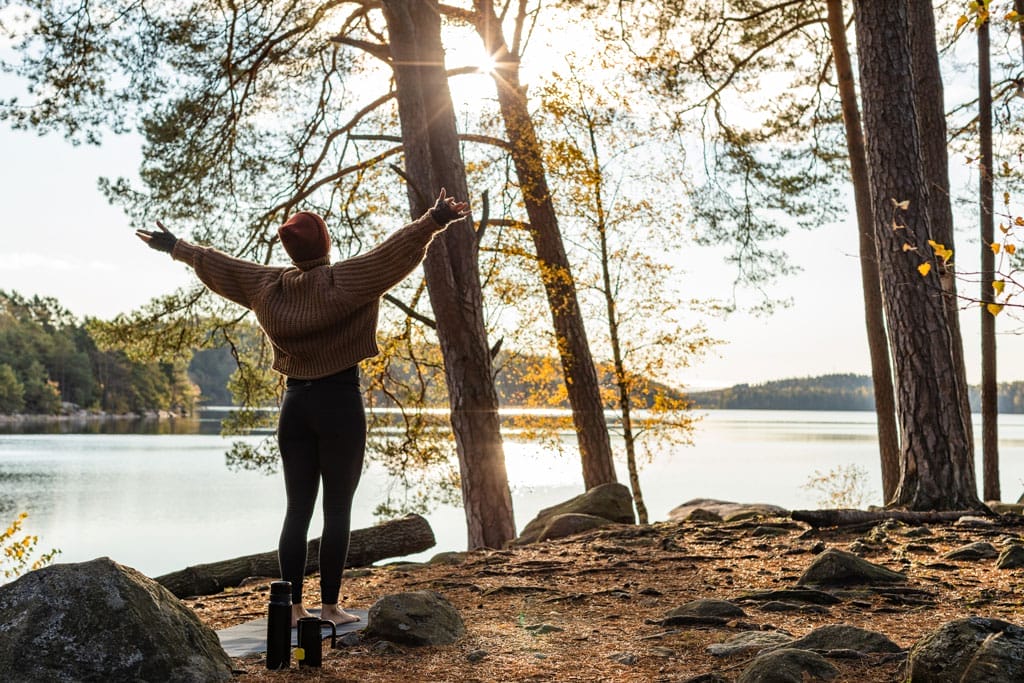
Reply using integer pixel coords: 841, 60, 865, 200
825, 0, 900, 504
977, 13, 1000, 502
906, 0, 986, 499
471, 0, 618, 490
381, 0, 516, 549
853, 0, 983, 511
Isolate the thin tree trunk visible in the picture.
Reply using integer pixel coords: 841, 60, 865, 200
853, 0, 983, 511
978, 13, 1000, 502
471, 0, 618, 490
825, 0, 900, 504
381, 0, 516, 549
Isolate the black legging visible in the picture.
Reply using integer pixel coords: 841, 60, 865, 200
277, 366, 365, 605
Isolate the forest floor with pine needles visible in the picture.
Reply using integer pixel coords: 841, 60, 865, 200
189, 514, 1024, 682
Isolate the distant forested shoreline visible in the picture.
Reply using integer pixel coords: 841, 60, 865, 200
8, 290, 1024, 418
688, 373, 1024, 414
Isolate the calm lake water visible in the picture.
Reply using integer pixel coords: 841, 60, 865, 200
3, 409, 1024, 579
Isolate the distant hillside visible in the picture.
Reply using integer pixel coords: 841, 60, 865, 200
690, 373, 1024, 413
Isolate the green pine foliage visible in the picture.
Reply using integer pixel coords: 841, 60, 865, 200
0, 291, 197, 416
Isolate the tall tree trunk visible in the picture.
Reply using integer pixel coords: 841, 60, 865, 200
471, 0, 617, 489
825, 0, 900, 504
853, 0, 983, 511
978, 12, 1000, 501
381, 0, 516, 549
906, 0, 977, 474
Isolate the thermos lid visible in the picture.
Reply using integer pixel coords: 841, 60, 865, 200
270, 580, 292, 596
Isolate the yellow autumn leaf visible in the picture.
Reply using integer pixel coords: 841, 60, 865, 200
918, 262, 932, 276
902, 243, 916, 252
892, 220, 906, 231
1008, 244, 1018, 255
994, 280, 1006, 295
892, 199, 910, 210
956, 15, 969, 30
988, 303, 1004, 316
1005, 192, 1012, 205
1008, 10, 1022, 21
992, 242, 1002, 254
1015, 216, 1024, 226
1000, 223, 1009, 234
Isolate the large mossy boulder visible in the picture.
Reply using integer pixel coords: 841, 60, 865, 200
907, 617, 1024, 682
0, 557, 232, 683
363, 591, 465, 646
511, 482, 635, 545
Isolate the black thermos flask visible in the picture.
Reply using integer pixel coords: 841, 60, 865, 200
266, 580, 292, 670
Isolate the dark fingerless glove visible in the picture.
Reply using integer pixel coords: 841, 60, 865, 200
430, 197, 464, 227
148, 230, 178, 254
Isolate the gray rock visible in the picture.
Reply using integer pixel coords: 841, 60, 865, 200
784, 624, 904, 654
0, 557, 232, 683
707, 631, 794, 657
364, 591, 465, 646
535, 513, 617, 542
666, 599, 746, 620
513, 483, 635, 545
959, 630, 1024, 682
908, 616, 1024, 682
609, 652, 638, 665
683, 675, 730, 683
758, 601, 802, 613
428, 551, 467, 565
669, 498, 789, 523
686, 508, 724, 523
942, 541, 999, 561
737, 648, 839, 682
902, 526, 933, 538
997, 544, 1024, 569
797, 548, 907, 587
738, 588, 840, 605
466, 649, 488, 662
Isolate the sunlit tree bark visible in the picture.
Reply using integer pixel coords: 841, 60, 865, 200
467, 0, 618, 490
853, 0, 983, 511
375, 0, 517, 549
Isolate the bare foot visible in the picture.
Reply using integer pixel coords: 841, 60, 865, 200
290, 604, 314, 628
320, 604, 360, 625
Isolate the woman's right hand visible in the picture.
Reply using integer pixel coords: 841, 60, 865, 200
429, 188, 470, 227
135, 221, 179, 254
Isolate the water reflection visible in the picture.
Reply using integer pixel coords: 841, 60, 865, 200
0, 414, 224, 436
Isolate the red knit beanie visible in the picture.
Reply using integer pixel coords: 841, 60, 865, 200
278, 211, 330, 264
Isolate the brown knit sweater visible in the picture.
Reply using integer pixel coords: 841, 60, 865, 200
172, 212, 445, 379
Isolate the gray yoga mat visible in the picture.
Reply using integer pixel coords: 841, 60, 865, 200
216, 607, 368, 657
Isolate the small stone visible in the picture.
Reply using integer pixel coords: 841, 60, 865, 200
338, 632, 361, 647
610, 652, 638, 665
997, 544, 1024, 569
466, 649, 488, 663
525, 623, 564, 635
649, 646, 675, 658
372, 640, 404, 655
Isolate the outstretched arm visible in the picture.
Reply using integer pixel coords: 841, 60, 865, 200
332, 189, 471, 304
135, 221, 281, 310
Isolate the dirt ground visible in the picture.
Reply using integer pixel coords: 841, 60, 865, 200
188, 516, 1024, 682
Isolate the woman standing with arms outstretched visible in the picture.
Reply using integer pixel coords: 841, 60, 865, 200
137, 190, 469, 626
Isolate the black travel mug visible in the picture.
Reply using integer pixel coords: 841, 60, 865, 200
266, 580, 292, 670
296, 617, 337, 667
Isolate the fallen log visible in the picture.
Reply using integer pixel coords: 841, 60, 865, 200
791, 508, 994, 529
154, 513, 436, 598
